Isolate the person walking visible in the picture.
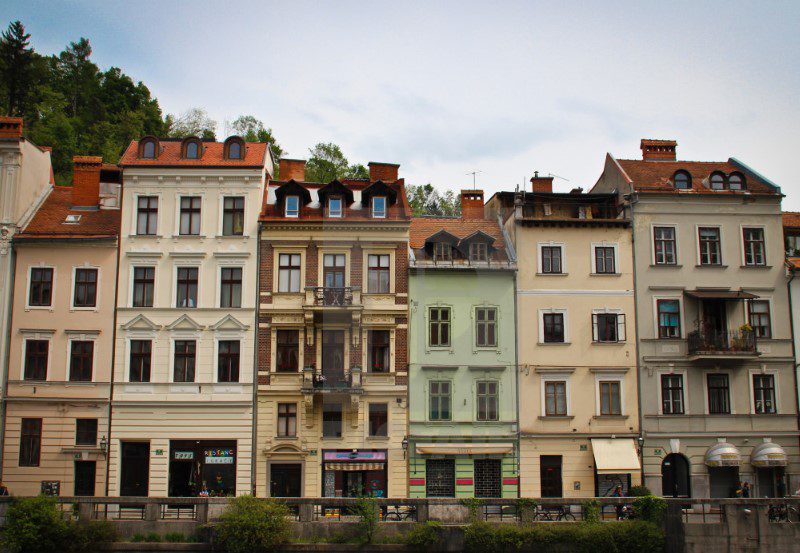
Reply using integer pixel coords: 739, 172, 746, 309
612, 485, 625, 519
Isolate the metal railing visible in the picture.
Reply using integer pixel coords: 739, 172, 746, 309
687, 328, 756, 355
313, 287, 354, 306
302, 366, 363, 392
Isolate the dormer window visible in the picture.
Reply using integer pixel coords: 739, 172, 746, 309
728, 172, 745, 191
469, 242, 488, 262
224, 136, 245, 160
182, 137, 202, 160
139, 137, 158, 159
285, 195, 300, 218
372, 196, 387, 218
673, 170, 691, 190
710, 172, 725, 190
434, 242, 452, 261
328, 196, 343, 218
64, 214, 81, 224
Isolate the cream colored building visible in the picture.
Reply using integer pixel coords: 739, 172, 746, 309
110, 136, 270, 497
487, 177, 640, 498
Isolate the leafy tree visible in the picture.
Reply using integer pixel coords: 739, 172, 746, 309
168, 107, 216, 139
214, 495, 290, 553
304, 142, 367, 183
407, 183, 462, 217
0, 20, 35, 116
230, 114, 284, 160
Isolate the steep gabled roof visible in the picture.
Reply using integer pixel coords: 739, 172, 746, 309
119, 139, 267, 168
17, 187, 120, 240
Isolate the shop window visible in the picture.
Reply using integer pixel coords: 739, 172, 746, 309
475, 307, 497, 347
278, 253, 301, 293
24, 339, 48, 381
277, 403, 297, 437
179, 196, 202, 235
276, 330, 299, 372
429, 307, 451, 347
545, 381, 567, 416
176, 267, 198, 308
599, 381, 621, 415
707, 373, 730, 414
698, 227, 721, 266
753, 374, 776, 414
543, 312, 564, 343
661, 374, 684, 415
222, 197, 245, 236
368, 330, 390, 373
69, 341, 93, 382
743, 227, 766, 266
73, 268, 98, 307
76, 418, 97, 446
426, 459, 455, 497
129, 340, 152, 382
218, 340, 240, 383
594, 246, 615, 273
429, 381, 451, 421
474, 459, 502, 498
19, 418, 42, 467
368, 404, 388, 437
323, 402, 342, 438
132, 267, 155, 307
29, 267, 53, 306
476, 381, 498, 421
657, 300, 681, 338
174, 340, 196, 383
220, 267, 242, 308
541, 245, 562, 273
748, 300, 771, 339
136, 196, 158, 235
169, 440, 236, 497
653, 226, 677, 265
367, 254, 390, 293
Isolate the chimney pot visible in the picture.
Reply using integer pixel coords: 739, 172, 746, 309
0, 116, 23, 140
640, 139, 677, 161
368, 162, 399, 183
460, 189, 485, 220
72, 155, 103, 207
279, 158, 306, 182
530, 174, 554, 194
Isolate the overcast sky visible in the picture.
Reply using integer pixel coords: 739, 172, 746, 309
4, 1, 800, 207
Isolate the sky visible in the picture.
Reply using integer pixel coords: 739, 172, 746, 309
3, 1, 800, 207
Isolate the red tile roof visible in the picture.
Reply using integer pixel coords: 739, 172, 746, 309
783, 212, 800, 229
616, 159, 777, 194
788, 258, 800, 270
18, 187, 120, 239
118, 139, 267, 168
410, 217, 508, 261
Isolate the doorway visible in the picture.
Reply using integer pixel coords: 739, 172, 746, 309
661, 454, 691, 497
120, 442, 150, 496
474, 459, 502, 498
756, 467, 787, 498
540, 456, 563, 497
270, 464, 302, 497
709, 466, 739, 498
701, 300, 727, 345
74, 461, 96, 496
322, 330, 345, 383
426, 459, 455, 497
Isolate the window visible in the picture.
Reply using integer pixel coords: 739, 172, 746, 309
222, 197, 245, 236
75, 419, 97, 446
24, 340, 48, 380
322, 402, 342, 437
179, 196, 202, 235
429, 307, 451, 347
136, 196, 158, 235
368, 403, 388, 437
469, 242, 488, 262
372, 196, 386, 218
707, 373, 730, 414
474, 459, 502, 498
748, 300, 771, 339
475, 307, 497, 347
277, 403, 297, 437
69, 341, 93, 382
278, 253, 301, 293
661, 374, 684, 415
599, 381, 622, 415
673, 171, 691, 189
543, 313, 564, 343
753, 374, 776, 414
657, 300, 681, 339
594, 246, 615, 274
429, 381, 451, 421
710, 172, 725, 190
328, 196, 343, 217
698, 227, 721, 265
323, 254, 346, 288
132, 267, 155, 307
19, 418, 42, 467
541, 245, 562, 273
173, 340, 196, 383
654, 227, 677, 265
368, 330, 390, 373
426, 459, 455, 497
367, 254, 390, 293
29, 267, 53, 306
285, 195, 299, 217
228, 141, 242, 160
728, 173, 744, 191
142, 140, 156, 159
176, 267, 198, 308
220, 267, 242, 308
129, 340, 151, 382
786, 233, 800, 257
545, 381, 567, 416
593, 313, 625, 343
218, 340, 240, 383
743, 228, 766, 266
433, 242, 452, 261
476, 381, 499, 421
73, 268, 98, 308
185, 141, 199, 159
276, 330, 299, 372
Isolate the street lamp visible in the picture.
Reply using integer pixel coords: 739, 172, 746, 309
99, 435, 108, 455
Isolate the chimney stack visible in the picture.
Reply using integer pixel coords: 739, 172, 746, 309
640, 139, 677, 161
0, 116, 23, 141
460, 190, 485, 220
72, 156, 102, 208
531, 171, 554, 193
280, 158, 306, 182
368, 162, 399, 183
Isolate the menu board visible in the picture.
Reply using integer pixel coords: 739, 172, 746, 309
40, 481, 60, 496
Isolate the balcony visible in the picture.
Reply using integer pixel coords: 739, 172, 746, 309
686, 328, 758, 359
304, 287, 362, 309
302, 366, 363, 394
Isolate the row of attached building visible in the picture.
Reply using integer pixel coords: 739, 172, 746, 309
0, 116, 798, 501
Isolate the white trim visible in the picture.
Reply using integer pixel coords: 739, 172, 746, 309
594, 371, 626, 416
740, 223, 768, 267
536, 241, 566, 274
285, 195, 300, 218
695, 224, 723, 266
540, 373, 572, 417
650, 223, 678, 266
219, 194, 247, 237
702, 368, 735, 415
538, 308, 569, 344
25, 264, 56, 311
748, 367, 780, 415
19, 333, 53, 381
655, 368, 689, 415
66, 334, 98, 383
590, 241, 619, 274
371, 196, 387, 219
70, 265, 100, 312
652, 294, 684, 340
132, 193, 161, 236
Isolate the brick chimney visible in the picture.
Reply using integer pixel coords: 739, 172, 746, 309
531, 171, 554, 193
641, 139, 677, 161
72, 156, 102, 208
0, 116, 23, 140
460, 190, 485, 220
280, 158, 306, 181
368, 162, 399, 183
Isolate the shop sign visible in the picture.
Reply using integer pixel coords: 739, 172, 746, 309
204, 448, 235, 464
323, 451, 386, 462
174, 451, 194, 460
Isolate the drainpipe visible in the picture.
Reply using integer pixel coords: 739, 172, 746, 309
252, 223, 262, 496
105, 226, 123, 496
513, 261, 521, 498
787, 264, 800, 492
0, 241, 17, 481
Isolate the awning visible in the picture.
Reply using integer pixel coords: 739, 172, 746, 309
684, 290, 758, 300
325, 463, 384, 471
415, 443, 514, 455
751, 442, 788, 468
590, 439, 641, 474
705, 442, 742, 467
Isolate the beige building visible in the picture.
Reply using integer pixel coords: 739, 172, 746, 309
593, 139, 798, 498
2, 156, 121, 496
110, 136, 271, 497
487, 176, 640, 498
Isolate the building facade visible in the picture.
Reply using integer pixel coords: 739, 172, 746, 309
593, 139, 798, 498
109, 136, 270, 497
487, 178, 641, 498
407, 190, 519, 499
256, 159, 410, 498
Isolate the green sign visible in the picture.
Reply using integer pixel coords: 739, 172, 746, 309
155, 449, 164, 456
654, 449, 662, 456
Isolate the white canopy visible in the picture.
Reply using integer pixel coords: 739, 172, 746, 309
415, 443, 514, 455
590, 438, 641, 475
751, 442, 787, 467
705, 442, 741, 467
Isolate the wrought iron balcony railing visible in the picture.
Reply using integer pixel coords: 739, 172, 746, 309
687, 329, 756, 355
302, 366, 362, 392
313, 287, 353, 306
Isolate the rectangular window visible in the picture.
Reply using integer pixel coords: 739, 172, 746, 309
594, 246, 616, 274
19, 418, 42, 467
474, 458, 502, 498
285, 195, 299, 217
368, 330, 390, 373
698, 227, 721, 265
753, 374, 776, 414
429, 307, 451, 347
429, 381, 451, 421
368, 403, 388, 437
323, 254, 346, 288
220, 267, 242, 308
276, 330, 299, 372
475, 307, 497, 347
654, 226, 677, 265
748, 300, 771, 339
372, 196, 386, 218
29, 267, 53, 306
277, 403, 297, 437
367, 254, 390, 293
73, 268, 98, 307
176, 267, 198, 308
661, 374, 684, 415
541, 246, 563, 273
322, 402, 342, 437
69, 341, 93, 382
222, 197, 245, 236
132, 267, 155, 307
786, 233, 800, 257
593, 313, 625, 343
657, 300, 681, 339
179, 196, 202, 235
136, 196, 158, 235
433, 242, 452, 261
743, 228, 766, 266
599, 381, 622, 415
476, 381, 499, 421
173, 340, 196, 383
469, 242, 488, 262
278, 253, 301, 293
129, 340, 151, 383
328, 196, 343, 218
543, 313, 564, 343
75, 419, 98, 446
707, 374, 730, 414
24, 339, 48, 381
218, 340, 240, 383
545, 381, 567, 416
426, 459, 455, 497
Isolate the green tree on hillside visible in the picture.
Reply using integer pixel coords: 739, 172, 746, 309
168, 107, 217, 139
407, 183, 461, 217
0, 20, 36, 116
230, 114, 284, 161
305, 142, 368, 183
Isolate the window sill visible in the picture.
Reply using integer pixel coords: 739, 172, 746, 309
649, 264, 682, 268
70, 307, 99, 312
129, 234, 163, 239
536, 272, 568, 276
538, 415, 574, 420
274, 436, 298, 440
695, 264, 728, 269
740, 265, 771, 269
321, 436, 343, 441
590, 273, 621, 276
592, 415, 629, 420
171, 235, 207, 239
215, 235, 249, 239
537, 342, 571, 346
25, 306, 53, 311
367, 436, 389, 441
591, 341, 626, 345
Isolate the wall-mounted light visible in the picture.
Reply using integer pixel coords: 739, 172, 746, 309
401, 436, 409, 459
99, 435, 108, 455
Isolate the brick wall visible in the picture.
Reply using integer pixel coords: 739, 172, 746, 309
394, 326, 408, 374
395, 242, 408, 303
351, 244, 363, 288
260, 242, 273, 302
306, 243, 318, 287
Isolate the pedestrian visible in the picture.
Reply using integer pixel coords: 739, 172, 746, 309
742, 481, 751, 498
732, 481, 743, 498
612, 485, 625, 519
0, 481, 9, 496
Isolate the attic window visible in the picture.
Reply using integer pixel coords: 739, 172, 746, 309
469, 243, 488, 262
710, 172, 725, 190
224, 136, 245, 160
673, 171, 691, 190
328, 196, 343, 218
64, 214, 82, 224
372, 196, 387, 218
728, 172, 745, 191
434, 242, 452, 261
140, 138, 158, 159
285, 195, 300, 218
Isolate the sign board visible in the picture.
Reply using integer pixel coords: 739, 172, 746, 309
204, 448, 234, 464
174, 451, 194, 460
40, 481, 60, 496
322, 450, 386, 462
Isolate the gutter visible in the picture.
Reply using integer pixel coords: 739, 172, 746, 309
0, 242, 17, 480
105, 229, 122, 496
251, 224, 261, 495
787, 265, 800, 473
627, 192, 646, 486
502, 211, 522, 498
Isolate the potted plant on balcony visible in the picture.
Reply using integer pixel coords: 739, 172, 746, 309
734, 324, 753, 352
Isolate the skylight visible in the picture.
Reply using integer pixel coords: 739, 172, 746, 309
64, 214, 81, 224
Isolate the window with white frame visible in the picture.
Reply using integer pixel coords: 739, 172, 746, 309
661, 374, 684, 415
748, 300, 771, 339
594, 246, 616, 274
743, 227, 766, 266
540, 245, 563, 274
653, 226, 677, 265
592, 312, 626, 343
285, 195, 300, 218
277, 253, 301, 292
698, 227, 722, 266
372, 196, 387, 218
328, 196, 343, 218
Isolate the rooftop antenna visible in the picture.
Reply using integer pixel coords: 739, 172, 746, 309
547, 172, 570, 182
466, 170, 482, 190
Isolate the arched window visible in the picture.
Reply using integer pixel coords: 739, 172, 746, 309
728, 172, 745, 191
185, 141, 199, 159
673, 171, 691, 190
141, 139, 156, 159
225, 137, 244, 160
710, 172, 725, 190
